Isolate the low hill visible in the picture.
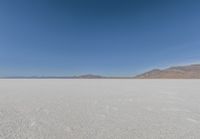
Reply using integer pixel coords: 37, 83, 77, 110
74, 74, 104, 79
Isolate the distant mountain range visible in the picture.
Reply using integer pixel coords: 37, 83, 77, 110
2, 64, 200, 79
135, 64, 200, 79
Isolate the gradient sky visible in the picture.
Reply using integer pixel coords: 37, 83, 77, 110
0, 0, 200, 76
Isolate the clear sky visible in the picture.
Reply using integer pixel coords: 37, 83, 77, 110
0, 0, 200, 76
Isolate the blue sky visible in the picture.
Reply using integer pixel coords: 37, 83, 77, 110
0, 0, 200, 76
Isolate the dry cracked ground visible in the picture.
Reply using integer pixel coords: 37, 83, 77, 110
0, 79, 200, 139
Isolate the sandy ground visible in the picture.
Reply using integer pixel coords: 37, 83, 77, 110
0, 79, 200, 139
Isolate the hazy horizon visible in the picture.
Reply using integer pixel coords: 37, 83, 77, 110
1, 0, 200, 76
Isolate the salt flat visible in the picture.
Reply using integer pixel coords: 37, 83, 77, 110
0, 79, 200, 139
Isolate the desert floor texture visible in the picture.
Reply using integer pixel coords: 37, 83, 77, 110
0, 79, 200, 139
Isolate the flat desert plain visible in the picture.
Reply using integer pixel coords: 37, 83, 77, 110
0, 79, 200, 139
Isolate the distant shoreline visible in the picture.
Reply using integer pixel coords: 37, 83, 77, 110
0, 77, 134, 79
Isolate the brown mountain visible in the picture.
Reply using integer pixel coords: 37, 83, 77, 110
135, 64, 200, 79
